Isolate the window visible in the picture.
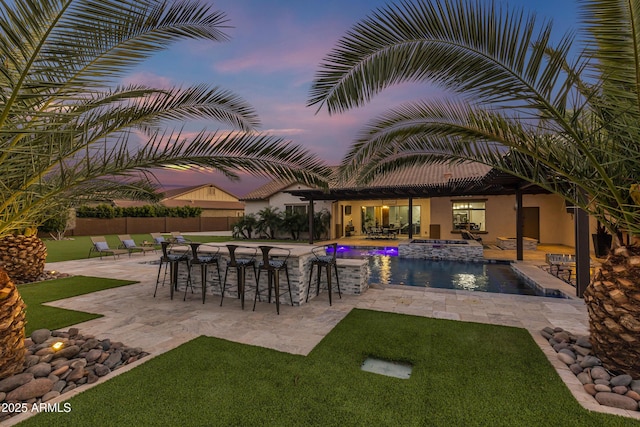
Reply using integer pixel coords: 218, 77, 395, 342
285, 205, 307, 215
452, 200, 486, 232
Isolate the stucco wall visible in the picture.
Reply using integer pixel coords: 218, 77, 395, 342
429, 194, 575, 245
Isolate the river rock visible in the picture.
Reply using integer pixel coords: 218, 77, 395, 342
577, 372, 593, 385
52, 380, 66, 393
30, 329, 51, 344
94, 364, 111, 377
584, 383, 597, 396
26, 362, 52, 378
81, 338, 100, 351
580, 356, 601, 368
626, 390, 640, 401
595, 392, 639, 411
611, 374, 633, 387
86, 349, 103, 363
594, 379, 611, 386
613, 386, 628, 395
557, 352, 575, 365
53, 345, 81, 359
70, 359, 87, 370
631, 380, 640, 394
66, 367, 86, 383
553, 331, 570, 342
0, 373, 34, 392
594, 384, 612, 393
590, 366, 611, 381
570, 364, 583, 375
6, 378, 53, 401
103, 351, 122, 369
572, 345, 591, 357
575, 336, 592, 348
24, 355, 40, 368
68, 327, 79, 337
51, 365, 69, 377
42, 391, 61, 402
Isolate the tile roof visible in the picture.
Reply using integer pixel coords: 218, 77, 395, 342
240, 162, 492, 201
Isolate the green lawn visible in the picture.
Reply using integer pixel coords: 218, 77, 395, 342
20, 309, 639, 426
44, 234, 232, 262
19, 276, 136, 335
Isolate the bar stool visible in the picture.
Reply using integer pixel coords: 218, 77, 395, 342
154, 241, 192, 300
185, 243, 222, 303
254, 246, 293, 315
306, 243, 341, 305
221, 245, 257, 309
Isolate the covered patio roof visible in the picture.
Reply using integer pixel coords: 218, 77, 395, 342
285, 169, 549, 201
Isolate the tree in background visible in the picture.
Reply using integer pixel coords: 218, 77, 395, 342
0, 0, 329, 379
309, 0, 640, 376
255, 207, 282, 239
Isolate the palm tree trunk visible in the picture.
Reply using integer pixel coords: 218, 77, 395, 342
0, 234, 48, 283
0, 267, 27, 379
583, 245, 640, 377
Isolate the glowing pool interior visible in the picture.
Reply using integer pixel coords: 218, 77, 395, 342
327, 245, 558, 297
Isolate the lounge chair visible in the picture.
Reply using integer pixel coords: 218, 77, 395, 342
88, 236, 129, 259
150, 232, 168, 247
170, 231, 191, 244
118, 234, 156, 256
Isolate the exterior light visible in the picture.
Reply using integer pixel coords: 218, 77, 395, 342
52, 341, 64, 351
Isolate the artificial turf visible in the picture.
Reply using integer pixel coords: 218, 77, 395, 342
20, 309, 639, 426
18, 276, 136, 336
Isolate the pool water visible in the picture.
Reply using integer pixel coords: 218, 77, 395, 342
329, 246, 539, 296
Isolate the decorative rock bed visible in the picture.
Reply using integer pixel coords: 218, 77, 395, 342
0, 328, 148, 422
541, 327, 640, 412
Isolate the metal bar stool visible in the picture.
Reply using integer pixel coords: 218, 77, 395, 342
154, 241, 192, 300
254, 246, 292, 314
306, 243, 341, 305
221, 245, 257, 310
185, 243, 222, 303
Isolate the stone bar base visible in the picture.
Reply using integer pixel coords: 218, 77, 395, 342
170, 244, 369, 306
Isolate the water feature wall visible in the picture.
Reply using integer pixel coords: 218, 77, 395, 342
398, 239, 484, 261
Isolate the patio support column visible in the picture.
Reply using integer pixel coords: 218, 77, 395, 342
308, 198, 315, 245
574, 207, 590, 298
515, 188, 523, 261
408, 197, 414, 239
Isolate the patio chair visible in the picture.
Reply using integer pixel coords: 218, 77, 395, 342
545, 253, 576, 282
118, 234, 156, 256
88, 236, 129, 260
154, 241, 192, 300
186, 243, 222, 303
254, 245, 293, 314
221, 245, 258, 310
306, 243, 341, 306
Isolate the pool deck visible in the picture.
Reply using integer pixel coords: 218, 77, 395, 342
8, 239, 638, 425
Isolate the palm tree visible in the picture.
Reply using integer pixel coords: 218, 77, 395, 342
0, 0, 330, 379
308, 0, 640, 377
256, 207, 281, 239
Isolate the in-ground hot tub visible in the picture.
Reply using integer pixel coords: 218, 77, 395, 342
398, 239, 484, 261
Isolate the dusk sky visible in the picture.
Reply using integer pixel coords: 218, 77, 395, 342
128, 0, 578, 197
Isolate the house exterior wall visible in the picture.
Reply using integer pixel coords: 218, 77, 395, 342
172, 186, 238, 202
244, 184, 332, 217
429, 194, 575, 245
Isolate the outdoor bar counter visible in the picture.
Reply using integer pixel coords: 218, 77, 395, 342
170, 242, 369, 306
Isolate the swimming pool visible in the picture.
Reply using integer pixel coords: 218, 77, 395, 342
328, 245, 546, 296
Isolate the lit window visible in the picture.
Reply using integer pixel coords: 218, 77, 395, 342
452, 200, 485, 231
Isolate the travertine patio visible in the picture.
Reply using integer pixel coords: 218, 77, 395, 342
8, 245, 639, 424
